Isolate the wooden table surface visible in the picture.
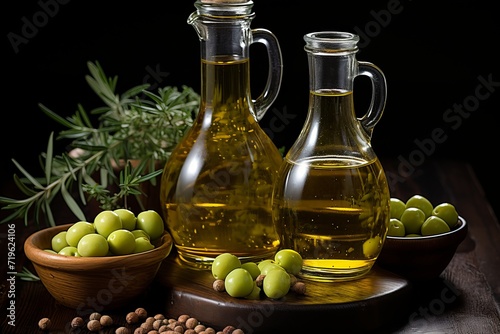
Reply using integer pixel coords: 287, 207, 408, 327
1, 159, 500, 333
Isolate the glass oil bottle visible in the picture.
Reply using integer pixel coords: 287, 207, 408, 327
160, 0, 283, 269
272, 31, 390, 281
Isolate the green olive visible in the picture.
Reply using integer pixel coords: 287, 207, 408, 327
362, 235, 382, 258
262, 268, 290, 299
257, 259, 276, 272
133, 236, 155, 253
114, 208, 137, 231
211, 253, 241, 280
224, 268, 254, 298
406, 195, 433, 218
107, 229, 136, 255
58, 246, 81, 257
259, 262, 285, 276
244, 282, 262, 300
432, 203, 459, 228
65, 221, 95, 247
390, 198, 406, 220
387, 218, 406, 237
136, 210, 164, 240
274, 249, 303, 275
421, 216, 451, 236
77, 233, 109, 257
94, 210, 123, 238
241, 262, 261, 280
400, 207, 426, 235
131, 229, 150, 240
51, 231, 69, 253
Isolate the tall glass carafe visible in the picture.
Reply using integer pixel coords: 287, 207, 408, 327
272, 32, 390, 281
160, 0, 283, 269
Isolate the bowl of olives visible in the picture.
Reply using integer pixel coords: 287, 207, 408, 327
24, 209, 173, 310
377, 195, 468, 282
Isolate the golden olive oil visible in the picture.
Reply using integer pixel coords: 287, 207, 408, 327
161, 59, 282, 268
273, 157, 390, 281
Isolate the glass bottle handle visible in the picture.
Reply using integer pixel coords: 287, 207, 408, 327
251, 28, 283, 121
357, 61, 387, 138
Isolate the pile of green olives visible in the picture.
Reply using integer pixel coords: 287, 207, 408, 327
389, 194, 460, 237
211, 249, 304, 300
48, 209, 165, 257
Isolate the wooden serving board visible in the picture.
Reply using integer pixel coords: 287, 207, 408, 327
154, 253, 413, 333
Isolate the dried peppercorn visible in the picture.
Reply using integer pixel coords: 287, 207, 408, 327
38, 318, 51, 331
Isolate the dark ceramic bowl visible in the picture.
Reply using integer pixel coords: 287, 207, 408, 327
377, 216, 468, 281
24, 224, 173, 310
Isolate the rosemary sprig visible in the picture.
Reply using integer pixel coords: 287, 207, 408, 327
0, 61, 199, 227
16, 266, 40, 281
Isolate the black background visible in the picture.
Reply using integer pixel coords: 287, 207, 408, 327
3, 0, 499, 219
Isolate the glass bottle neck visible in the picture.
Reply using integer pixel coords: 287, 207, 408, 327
189, 2, 255, 61
189, 2, 257, 120
307, 52, 358, 93
285, 32, 378, 162
305, 31, 359, 93
291, 32, 370, 159
306, 51, 359, 126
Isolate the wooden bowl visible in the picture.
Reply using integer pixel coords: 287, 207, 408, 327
377, 216, 468, 282
24, 224, 173, 310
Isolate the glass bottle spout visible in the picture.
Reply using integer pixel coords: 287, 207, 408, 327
187, 0, 282, 121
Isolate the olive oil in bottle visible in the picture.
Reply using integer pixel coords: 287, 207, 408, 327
272, 32, 390, 281
274, 154, 390, 281
161, 1, 283, 269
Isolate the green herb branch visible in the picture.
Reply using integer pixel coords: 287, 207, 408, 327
16, 266, 40, 282
0, 61, 199, 227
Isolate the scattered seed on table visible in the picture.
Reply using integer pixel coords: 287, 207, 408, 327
87, 319, 102, 331
71, 316, 84, 328
135, 307, 148, 320
127, 311, 140, 324
38, 318, 51, 331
